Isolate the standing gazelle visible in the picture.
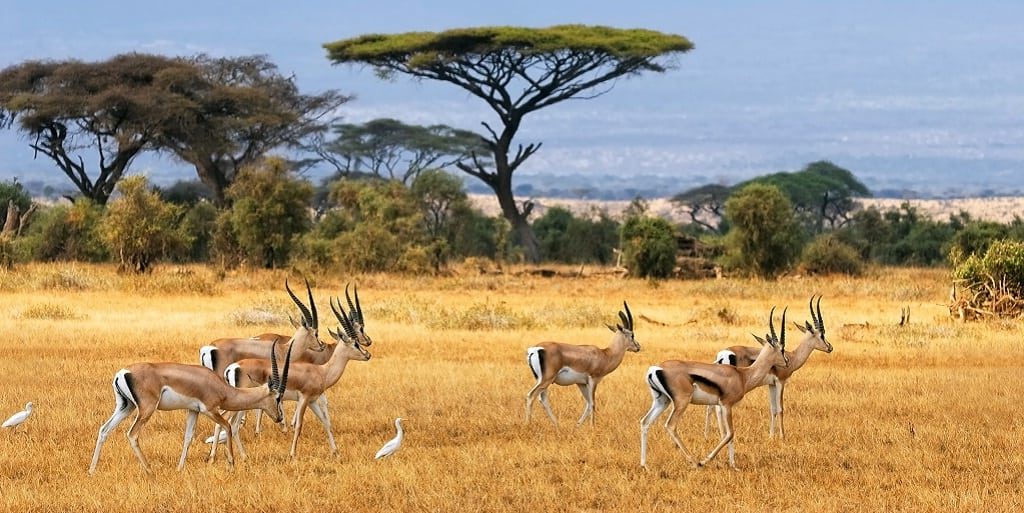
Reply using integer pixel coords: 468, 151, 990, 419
703, 295, 831, 439
199, 278, 333, 380
216, 296, 371, 459
89, 341, 293, 474
525, 301, 640, 426
640, 307, 789, 470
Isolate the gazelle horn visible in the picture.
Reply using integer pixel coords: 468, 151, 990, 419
279, 342, 293, 396
305, 278, 318, 330
767, 306, 778, 345
286, 279, 313, 328
623, 301, 633, 330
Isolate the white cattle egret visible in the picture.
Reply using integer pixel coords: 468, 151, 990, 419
2, 402, 33, 432
374, 417, 404, 459
204, 430, 229, 444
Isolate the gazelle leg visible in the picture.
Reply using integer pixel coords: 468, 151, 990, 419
639, 394, 670, 468
125, 403, 158, 474
290, 397, 310, 458
700, 405, 736, 469
202, 411, 234, 468
177, 410, 199, 471
89, 402, 136, 474
525, 379, 546, 423
768, 382, 779, 437
703, 405, 715, 439
307, 397, 337, 454
663, 401, 698, 467
538, 389, 557, 426
229, 411, 248, 460
575, 380, 595, 426
776, 382, 786, 440
253, 409, 263, 434
716, 405, 735, 465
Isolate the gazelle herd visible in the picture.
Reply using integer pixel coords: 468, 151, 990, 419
84, 277, 831, 474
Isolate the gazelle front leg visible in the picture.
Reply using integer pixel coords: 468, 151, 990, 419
290, 396, 311, 458
663, 402, 699, 467
306, 397, 337, 454
775, 381, 786, 440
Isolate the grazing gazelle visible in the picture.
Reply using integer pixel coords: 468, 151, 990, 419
525, 301, 640, 426
89, 341, 293, 474
216, 296, 371, 459
640, 307, 789, 470
703, 295, 832, 439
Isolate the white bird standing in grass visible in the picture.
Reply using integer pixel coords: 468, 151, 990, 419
2, 402, 33, 433
374, 417, 404, 459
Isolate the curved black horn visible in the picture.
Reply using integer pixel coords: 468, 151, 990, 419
618, 311, 629, 329
346, 284, 360, 326
305, 278, 318, 329
286, 279, 312, 327
815, 295, 824, 332
623, 301, 634, 330
767, 306, 778, 344
269, 338, 280, 390
808, 295, 819, 330
279, 341, 294, 395
354, 285, 365, 327
780, 306, 788, 350
331, 296, 357, 339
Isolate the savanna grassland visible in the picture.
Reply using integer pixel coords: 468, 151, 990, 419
0, 264, 1021, 512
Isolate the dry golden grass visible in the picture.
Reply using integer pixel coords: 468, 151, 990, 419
0, 263, 1022, 512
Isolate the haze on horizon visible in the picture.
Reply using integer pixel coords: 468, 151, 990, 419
2, 0, 1022, 198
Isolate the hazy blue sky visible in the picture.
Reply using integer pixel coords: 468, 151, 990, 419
2, 1, 1023, 196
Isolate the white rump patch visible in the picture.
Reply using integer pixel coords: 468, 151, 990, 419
224, 363, 242, 387
199, 345, 217, 369
526, 347, 543, 381
714, 350, 736, 365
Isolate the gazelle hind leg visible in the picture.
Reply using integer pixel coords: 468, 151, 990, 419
639, 394, 670, 468
538, 389, 557, 425
663, 401, 698, 467
89, 401, 136, 474
202, 411, 235, 468
125, 404, 158, 474
768, 382, 779, 437
701, 406, 736, 469
776, 383, 786, 440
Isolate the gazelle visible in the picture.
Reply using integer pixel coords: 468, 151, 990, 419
215, 296, 371, 459
243, 285, 374, 434
525, 301, 640, 426
199, 278, 329, 380
89, 340, 293, 474
703, 295, 831, 439
640, 307, 789, 470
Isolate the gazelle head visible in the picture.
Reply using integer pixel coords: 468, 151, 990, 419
344, 283, 373, 347
754, 306, 790, 367
329, 296, 372, 362
286, 278, 327, 353
606, 301, 640, 352
793, 294, 832, 353
262, 339, 293, 424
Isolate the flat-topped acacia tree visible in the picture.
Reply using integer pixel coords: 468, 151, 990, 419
324, 25, 693, 262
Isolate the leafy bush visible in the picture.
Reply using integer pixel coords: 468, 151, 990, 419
101, 175, 189, 273
952, 239, 1024, 318
533, 206, 620, 264
620, 215, 677, 279
226, 157, 313, 268
21, 200, 108, 262
722, 183, 804, 278
800, 233, 864, 276
946, 220, 1012, 266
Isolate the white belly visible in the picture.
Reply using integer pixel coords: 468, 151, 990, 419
690, 384, 721, 406
157, 386, 207, 412
554, 367, 590, 386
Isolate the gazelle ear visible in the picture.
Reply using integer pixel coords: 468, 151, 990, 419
606, 323, 617, 333
751, 333, 768, 346
793, 321, 808, 333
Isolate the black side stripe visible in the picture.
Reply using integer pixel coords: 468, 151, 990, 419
690, 374, 723, 396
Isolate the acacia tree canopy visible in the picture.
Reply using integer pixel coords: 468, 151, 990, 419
0, 54, 195, 204
324, 25, 693, 262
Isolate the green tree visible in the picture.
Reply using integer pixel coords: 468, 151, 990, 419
723, 183, 804, 278
0, 54, 195, 204
325, 25, 693, 262
21, 199, 108, 262
533, 206, 619, 264
156, 55, 350, 205
101, 175, 188, 273
670, 183, 731, 233
737, 161, 870, 232
225, 157, 313, 268
314, 118, 489, 184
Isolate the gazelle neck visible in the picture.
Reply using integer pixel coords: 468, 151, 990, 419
739, 343, 780, 392
601, 333, 630, 369
776, 334, 819, 378
323, 346, 359, 388
221, 383, 273, 411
